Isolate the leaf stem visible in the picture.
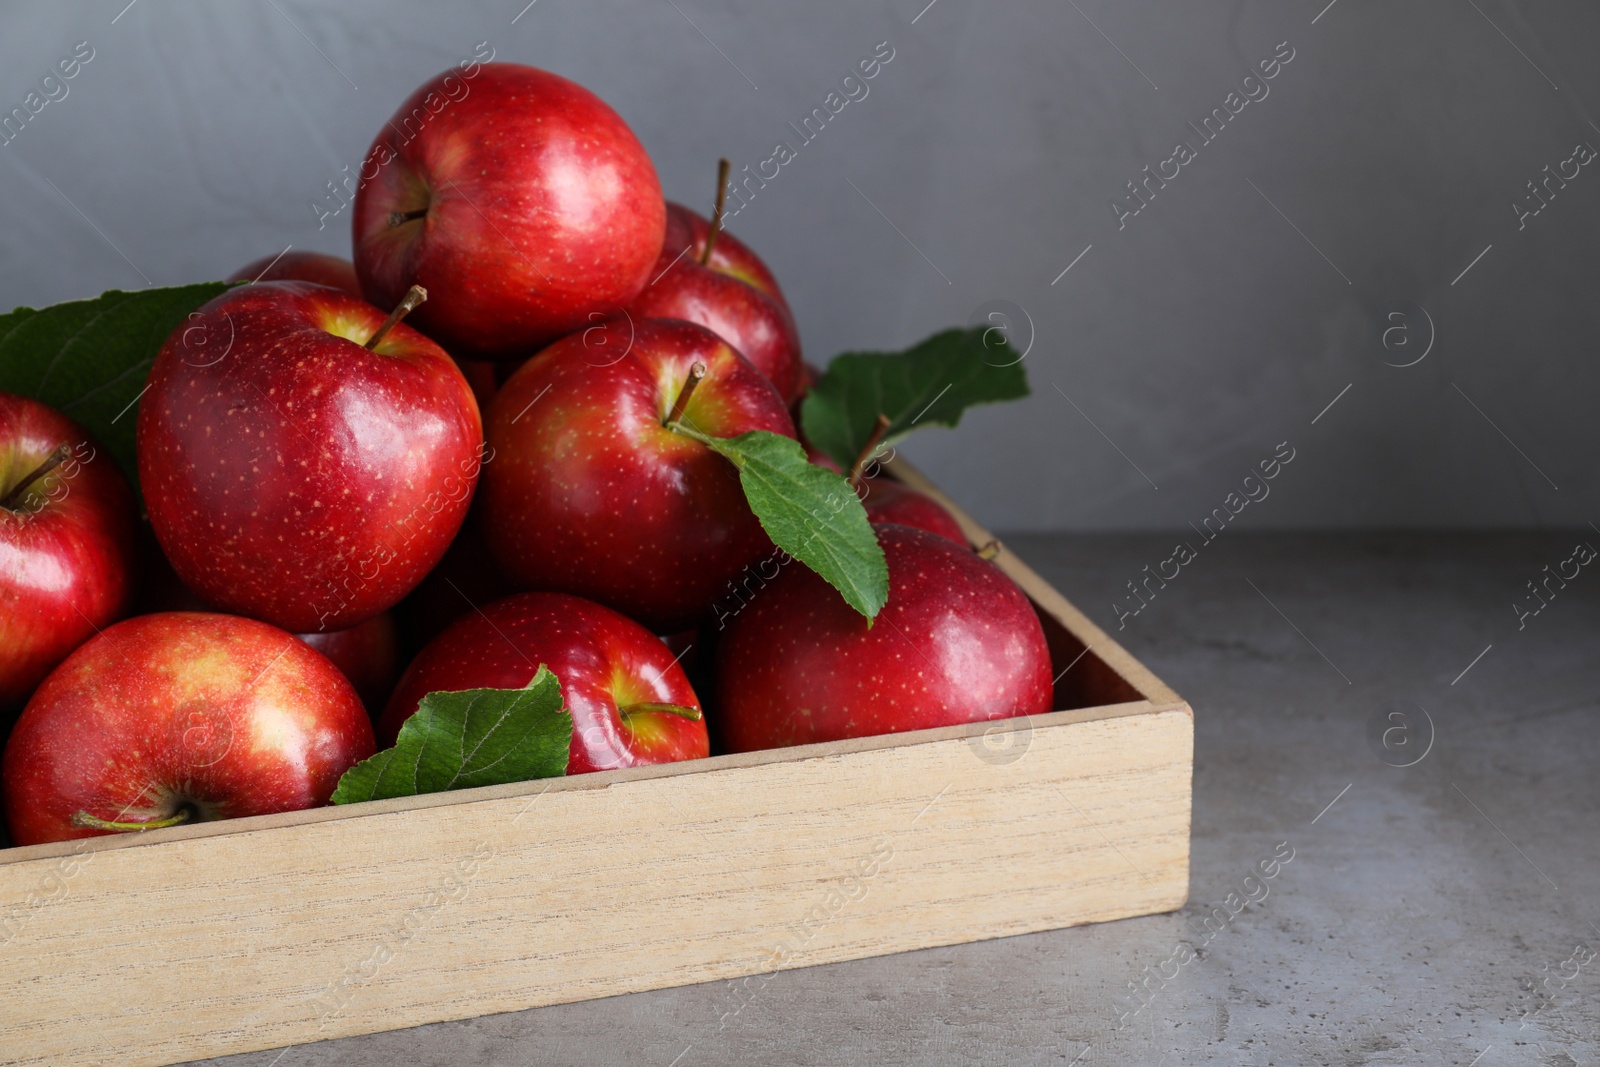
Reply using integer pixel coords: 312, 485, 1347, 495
70, 807, 194, 833
847, 414, 893, 490
701, 158, 732, 265
665, 361, 708, 425
365, 285, 427, 350
1, 444, 71, 511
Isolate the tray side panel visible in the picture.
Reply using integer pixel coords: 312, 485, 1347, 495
0, 707, 1191, 1067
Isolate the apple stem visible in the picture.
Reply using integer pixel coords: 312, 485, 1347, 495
976, 539, 1003, 561
70, 807, 194, 833
0, 444, 72, 511
665, 361, 708, 426
619, 702, 704, 723
700, 158, 732, 266
388, 208, 429, 227
847, 414, 893, 490
365, 285, 428, 350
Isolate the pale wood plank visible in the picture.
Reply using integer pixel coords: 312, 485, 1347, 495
0, 706, 1190, 1067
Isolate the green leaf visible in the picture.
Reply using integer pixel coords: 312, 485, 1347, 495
685, 428, 888, 620
0, 283, 235, 487
801, 326, 1031, 472
331, 666, 572, 805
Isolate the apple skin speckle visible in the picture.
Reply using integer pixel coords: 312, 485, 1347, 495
137, 281, 483, 634
1, 612, 373, 846
714, 524, 1054, 751
351, 63, 664, 362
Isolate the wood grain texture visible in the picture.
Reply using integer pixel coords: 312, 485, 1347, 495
0, 461, 1192, 1067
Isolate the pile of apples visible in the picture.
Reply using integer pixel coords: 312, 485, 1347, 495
0, 62, 1053, 848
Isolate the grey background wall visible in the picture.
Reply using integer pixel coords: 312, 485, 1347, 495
2, 0, 1596, 531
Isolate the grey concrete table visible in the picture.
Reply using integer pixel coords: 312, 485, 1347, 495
189, 533, 1600, 1066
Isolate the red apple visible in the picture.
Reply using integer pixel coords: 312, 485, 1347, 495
626, 202, 802, 399
137, 280, 483, 634
0, 394, 137, 710
352, 62, 666, 361
715, 524, 1053, 751
482, 317, 793, 632
379, 592, 707, 773
297, 611, 401, 716
859, 479, 967, 544
1, 612, 374, 846
227, 251, 362, 298
136, 279, 480, 639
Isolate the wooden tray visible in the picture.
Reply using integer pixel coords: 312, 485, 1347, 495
0, 460, 1192, 1067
